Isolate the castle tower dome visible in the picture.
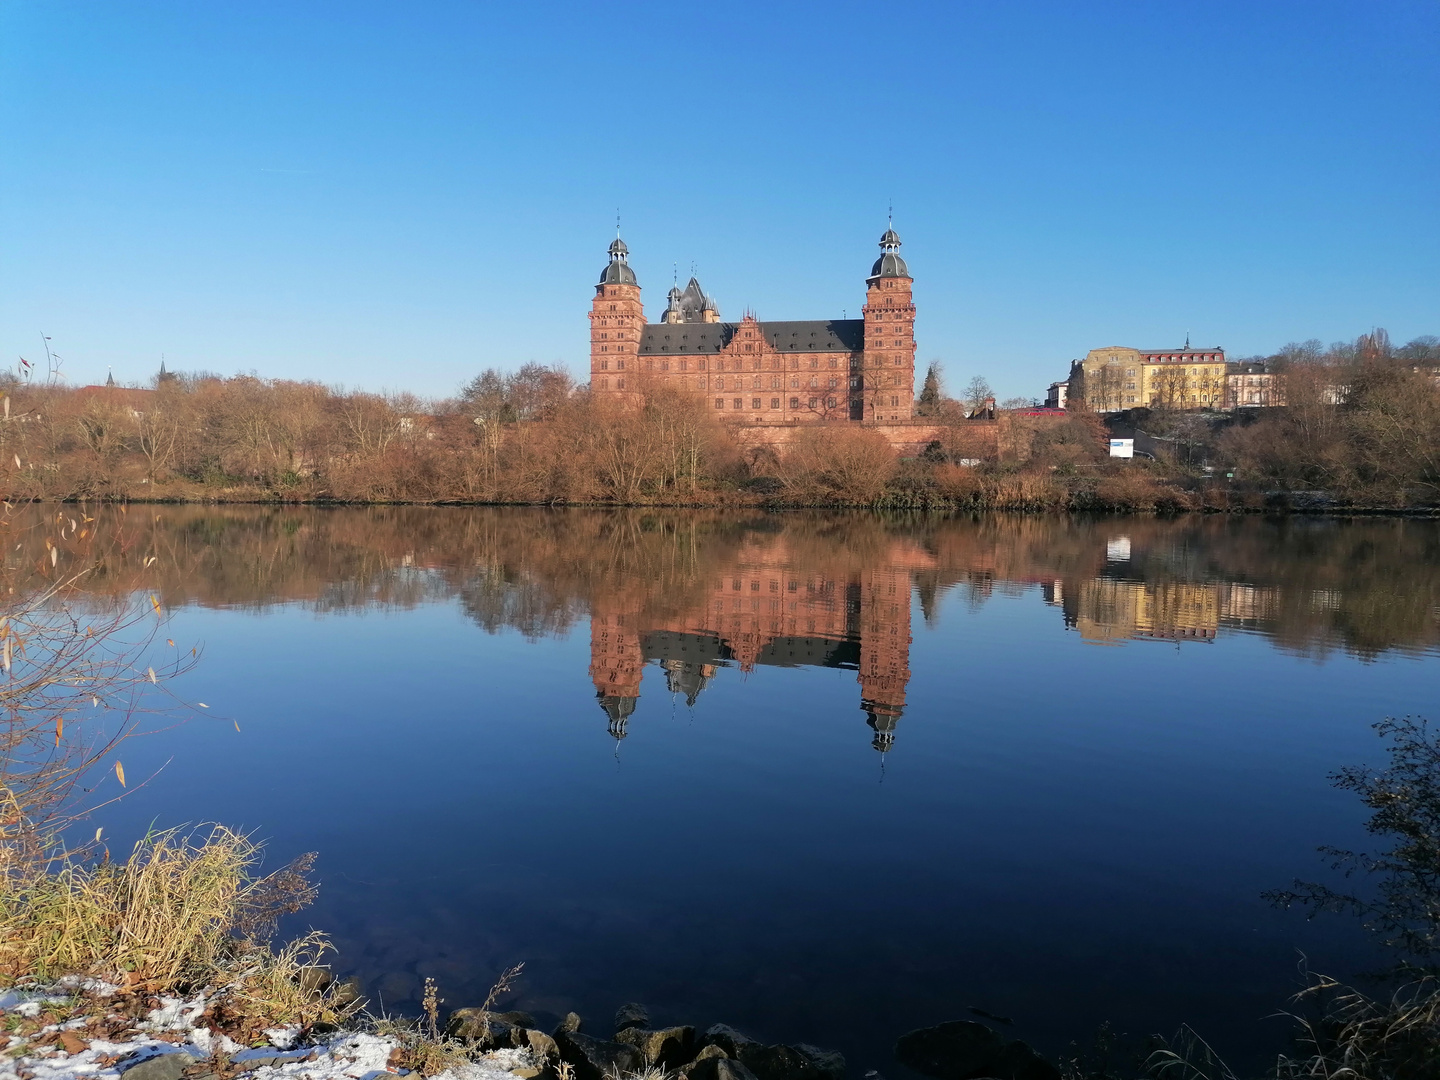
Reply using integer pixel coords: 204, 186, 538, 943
868, 227, 909, 283
600, 236, 638, 286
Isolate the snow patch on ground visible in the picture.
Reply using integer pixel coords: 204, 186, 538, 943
0, 987, 540, 1080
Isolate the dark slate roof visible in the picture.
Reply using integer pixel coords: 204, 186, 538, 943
599, 260, 637, 286
638, 319, 865, 356
868, 252, 910, 281
642, 630, 859, 670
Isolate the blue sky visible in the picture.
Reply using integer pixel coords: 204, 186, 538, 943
1, 1, 1436, 401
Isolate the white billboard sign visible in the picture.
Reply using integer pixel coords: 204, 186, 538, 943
1109, 438, 1135, 459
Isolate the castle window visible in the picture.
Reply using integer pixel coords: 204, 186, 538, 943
894, 357, 902, 365
661, 360, 669, 371
645, 360, 653, 370
698, 377, 707, 389
680, 359, 688, 371
829, 358, 837, 369
891, 396, 899, 406
809, 358, 818, 369
715, 398, 724, 409
698, 359, 707, 371
601, 345, 608, 353
601, 378, 609, 389
734, 398, 743, 409
770, 397, 779, 409
790, 377, 799, 389
752, 398, 761, 409
829, 377, 838, 388
790, 397, 799, 409
617, 360, 625, 369
810, 376, 818, 388
752, 377, 761, 390
744, 344, 752, 353
609, 302, 616, 309
617, 378, 625, 389
600, 360, 608, 370
827, 396, 837, 407
808, 398, 817, 409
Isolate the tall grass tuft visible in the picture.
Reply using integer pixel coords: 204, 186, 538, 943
0, 825, 313, 989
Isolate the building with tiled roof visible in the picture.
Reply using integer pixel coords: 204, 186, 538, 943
588, 226, 917, 423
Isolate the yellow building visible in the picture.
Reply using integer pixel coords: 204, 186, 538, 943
1072, 578, 1218, 644
1080, 345, 1227, 411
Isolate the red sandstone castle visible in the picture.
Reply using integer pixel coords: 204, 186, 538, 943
589, 227, 917, 423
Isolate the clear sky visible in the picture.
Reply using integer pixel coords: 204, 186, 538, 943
1, 1, 1436, 401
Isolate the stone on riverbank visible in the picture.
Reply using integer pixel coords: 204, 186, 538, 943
447, 1010, 514, 1048
739, 1042, 847, 1080
703, 1024, 759, 1058
118, 1051, 198, 1080
615, 1024, 696, 1068
555, 1012, 583, 1036
614, 1003, 650, 1033
555, 1028, 646, 1080
686, 1056, 763, 1080
894, 1021, 1058, 1080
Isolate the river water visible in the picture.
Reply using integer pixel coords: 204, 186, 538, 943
39, 507, 1440, 1073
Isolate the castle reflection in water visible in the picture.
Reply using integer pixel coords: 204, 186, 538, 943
589, 538, 920, 751
585, 532, 1279, 752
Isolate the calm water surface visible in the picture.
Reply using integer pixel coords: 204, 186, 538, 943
47, 508, 1440, 1073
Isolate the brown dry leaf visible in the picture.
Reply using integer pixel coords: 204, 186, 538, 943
54, 714, 62, 746
58, 1032, 86, 1055
115, 761, 126, 787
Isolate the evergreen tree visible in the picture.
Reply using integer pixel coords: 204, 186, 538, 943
918, 362, 943, 413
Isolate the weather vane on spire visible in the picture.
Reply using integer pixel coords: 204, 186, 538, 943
616, 210, 621, 238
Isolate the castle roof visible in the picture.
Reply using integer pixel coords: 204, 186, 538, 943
599, 260, 637, 286
599, 235, 638, 286
639, 318, 865, 356
662, 276, 720, 322
868, 226, 910, 282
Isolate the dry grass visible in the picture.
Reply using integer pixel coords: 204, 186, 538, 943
1277, 974, 1440, 1079
0, 823, 354, 1032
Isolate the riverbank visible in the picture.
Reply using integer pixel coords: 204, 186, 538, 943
0, 977, 1076, 1080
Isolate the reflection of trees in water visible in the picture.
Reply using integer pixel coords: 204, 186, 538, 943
8, 506, 1438, 660
1269, 715, 1440, 978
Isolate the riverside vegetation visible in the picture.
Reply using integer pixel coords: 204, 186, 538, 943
0, 508, 1439, 1079
3, 329, 1437, 511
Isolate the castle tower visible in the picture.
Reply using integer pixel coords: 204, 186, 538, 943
589, 609, 643, 740
589, 236, 644, 399
861, 226, 916, 422
856, 566, 912, 751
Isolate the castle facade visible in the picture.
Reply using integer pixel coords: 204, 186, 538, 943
588, 228, 917, 423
